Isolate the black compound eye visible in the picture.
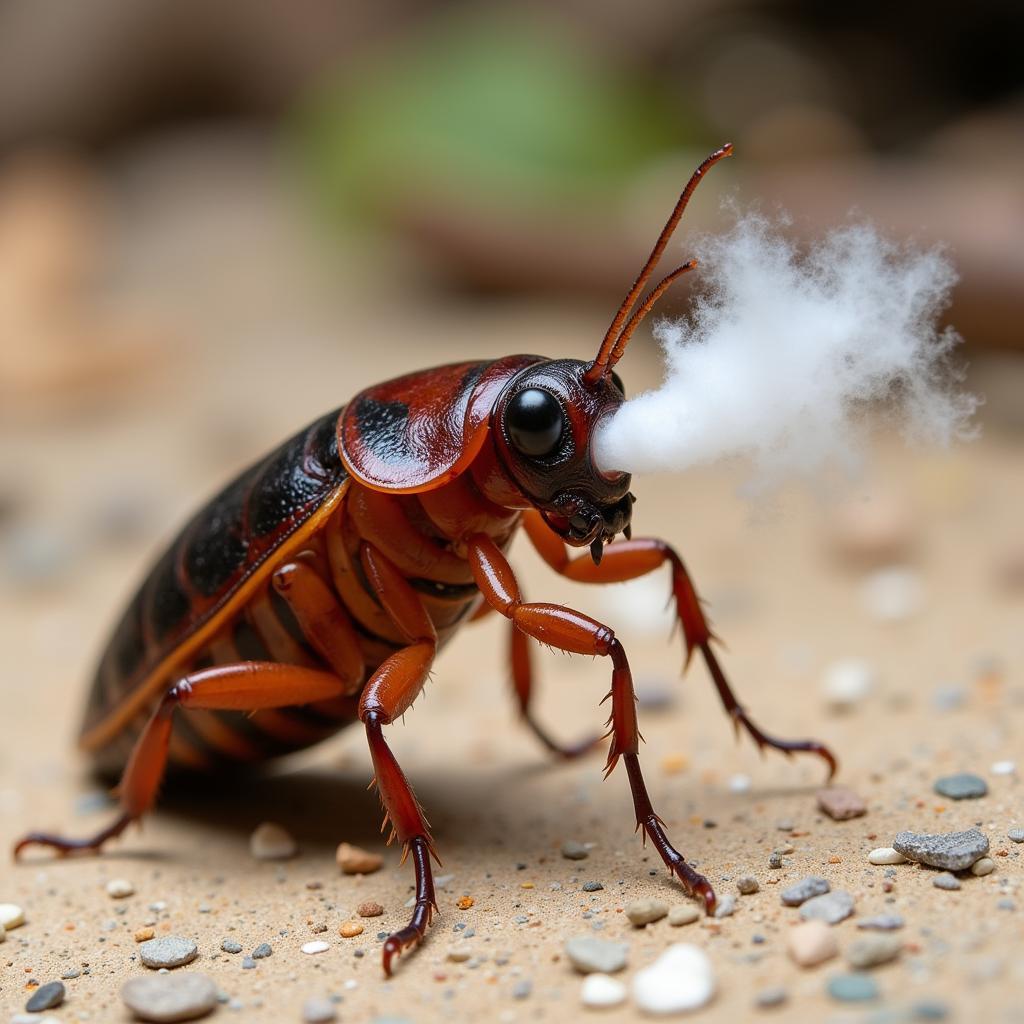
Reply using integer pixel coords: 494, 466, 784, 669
505, 388, 564, 457
610, 370, 626, 396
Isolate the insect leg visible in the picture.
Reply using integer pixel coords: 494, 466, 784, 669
523, 511, 837, 779
13, 662, 350, 860
509, 621, 602, 759
468, 532, 716, 913
359, 543, 440, 975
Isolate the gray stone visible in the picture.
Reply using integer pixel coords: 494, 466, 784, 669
1008, 828, 1024, 843
856, 914, 904, 931
736, 875, 760, 895
781, 876, 830, 906
827, 973, 879, 1002
625, 899, 668, 926
581, 881, 604, 892
565, 935, 628, 974
845, 934, 902, 969
799, 890, 855, 924
139, 935, 199, 969
26, 981, 65, 1012
121, 973, 218, 1022
892, 828, 989, 870
303, 996, 338, 1023
560, 840, 589, 860
911, 998, 951, 1020
220, 938, 242, 954
933, 773, 988, 800
755, 986, 788, 1008
251, 942, 272, 959
932, 873, 961, 891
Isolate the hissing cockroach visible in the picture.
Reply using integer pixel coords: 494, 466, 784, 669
15, 144, 835, 974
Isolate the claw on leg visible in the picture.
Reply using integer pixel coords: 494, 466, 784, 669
382, 836, 437, 976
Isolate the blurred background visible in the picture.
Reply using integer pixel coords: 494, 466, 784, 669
1, 0, 1022, 705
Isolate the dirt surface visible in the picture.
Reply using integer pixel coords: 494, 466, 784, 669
1, 144, 1022, 1023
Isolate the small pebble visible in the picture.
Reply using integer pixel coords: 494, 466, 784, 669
755, 985, 788, 1008
845, 934, 902, 969
736, 875, 759, 895
728, 773, 751, 794
991, 760, 1016, 775
106, 878, 136, 899
135, 928, 156, 943
139, 935, 199, 969
868, 847, 907, 865
821, 659, 875, 710
971, 857, 996, 877
856, 914, 904, 931
220, 939, 242, 954
625, 899, 668, 926
911, 998, 951, 1020
933, 873, 961, 891
302, 996, 337, 1023
25, 981, 65, 1012
251, 942, 272, 959
0, 903, 25, 929
241, 956, 256, 970
817, 786, 867, 821
581, 973, 627, 1008
582, 881, 604, 892
447, 944, 472, 963
713, 893, 737, 919
249, 821, 298, 860
893, 828, 989, 870
787, 920, 838, 967
1008, 829, 1024, 843
512, 979, 532, 1000
357, 901, 384, 918
339, 921, 364, 938
860, 566, 923, 622
827, 973, 880, 1002
335, 842, 383, 875
565, 936, 628, 974
768, 852, 784, 870
668, 905, 700, 927
302, 941, 330, 954
561, 840, 589, 861
121, 973, 219, 1022
781, 877, 830, 907
933, 773, 988, 800
632, 944, 715, 1014
800, 890, 855, 925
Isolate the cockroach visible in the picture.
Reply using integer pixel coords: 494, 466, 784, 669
15, 144, 835, 974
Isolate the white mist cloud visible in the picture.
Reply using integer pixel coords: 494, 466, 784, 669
593, 212, 978, 488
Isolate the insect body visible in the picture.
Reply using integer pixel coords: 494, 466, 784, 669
15, 145, 835, 974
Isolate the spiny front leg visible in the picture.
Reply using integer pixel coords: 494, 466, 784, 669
468, 533, 716, 913
523, 511, 837, 779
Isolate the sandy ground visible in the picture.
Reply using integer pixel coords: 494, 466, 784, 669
1, 142, 1022, 1023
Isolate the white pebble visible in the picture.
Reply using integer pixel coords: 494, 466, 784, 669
447, 944, 473, 962
302, 940, 330, 955
821, 659, 875, 710
868, 847, 908, 865
632, 944, 715, 1014
250, 821, 298, 860
728, 773, 751, 794
106, 878, 135, 899
0, 903, 25, 930
991, 760, 1016, 775
971, 857, 996, 877
668, 905, 700, 927
582, 973, 627, 1008
860, 566, 923, 622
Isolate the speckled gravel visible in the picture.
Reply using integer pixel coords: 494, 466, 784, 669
139, 935, 199, 969
781, 876, 830, 906
893, 828, 989, 870
799, 890, 855, 924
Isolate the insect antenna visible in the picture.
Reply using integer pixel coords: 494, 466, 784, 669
583, 142, 733, 385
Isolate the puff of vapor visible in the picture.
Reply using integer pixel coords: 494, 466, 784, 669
593, 214, 978, 486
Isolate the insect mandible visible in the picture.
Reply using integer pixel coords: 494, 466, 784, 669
14, 144, 836, 974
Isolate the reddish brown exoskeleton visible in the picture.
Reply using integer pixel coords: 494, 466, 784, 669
15, 144, 835, 974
